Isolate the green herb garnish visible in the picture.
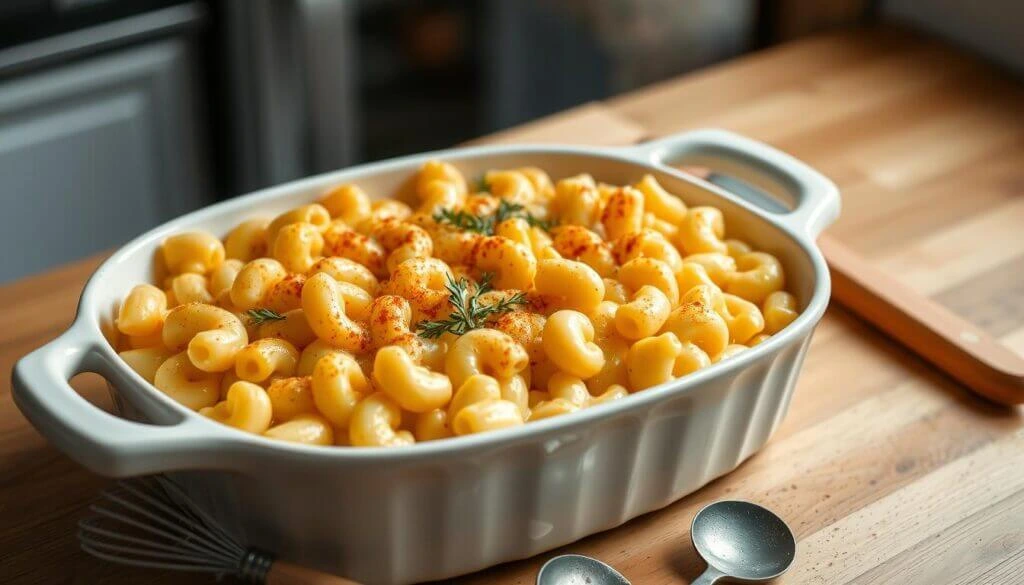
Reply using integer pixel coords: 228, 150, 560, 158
417, 272, 528, 339
245, 308, 286, 326
474, 175, 489, 192
492, 199, 523, 224
433, 199, 555, 235
433, 207, 493, 234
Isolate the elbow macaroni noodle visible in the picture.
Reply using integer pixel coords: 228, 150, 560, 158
116, 161, 802, 447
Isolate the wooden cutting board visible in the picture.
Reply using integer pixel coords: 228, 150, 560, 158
2, 24, 1023, 585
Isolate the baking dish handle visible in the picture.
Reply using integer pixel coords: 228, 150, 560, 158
623, 128, 841, 238
11, 321, 237, 477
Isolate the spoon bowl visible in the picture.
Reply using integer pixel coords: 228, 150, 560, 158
690, 500, 796, 583
536, 554, 631, 585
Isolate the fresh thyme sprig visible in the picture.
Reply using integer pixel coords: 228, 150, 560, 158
521, 213, 557, 231
245, 308, 286, 326
417, 272, 528, 339
433, 207, 492, 234
492, 199, 523, 224
432, 199, 555, 235
474, 175, 489, 193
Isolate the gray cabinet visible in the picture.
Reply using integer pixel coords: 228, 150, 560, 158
0, 37, 209, 282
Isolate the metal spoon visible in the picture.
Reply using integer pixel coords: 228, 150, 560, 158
690, 500, 796, 584
536, 553, 631, 585
536, 501, 794, 585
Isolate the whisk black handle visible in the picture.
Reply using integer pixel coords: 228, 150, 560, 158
238, 549, 275, 583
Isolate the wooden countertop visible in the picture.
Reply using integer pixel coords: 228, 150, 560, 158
4, 25, 1024, 584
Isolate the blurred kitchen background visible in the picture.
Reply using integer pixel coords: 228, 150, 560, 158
1, 0, 1020, 282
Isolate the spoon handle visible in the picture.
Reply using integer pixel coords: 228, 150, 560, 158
691, 567, 726, 585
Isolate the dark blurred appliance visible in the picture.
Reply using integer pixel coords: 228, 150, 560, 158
218, 0, 487, 192
219, 0, 753, 189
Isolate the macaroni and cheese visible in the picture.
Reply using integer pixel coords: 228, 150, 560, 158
115, 162, 799, 447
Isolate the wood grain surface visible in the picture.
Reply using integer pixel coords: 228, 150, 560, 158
3, 24, 1024, 585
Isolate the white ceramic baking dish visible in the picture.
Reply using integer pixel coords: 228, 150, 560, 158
13, 129, 838, 584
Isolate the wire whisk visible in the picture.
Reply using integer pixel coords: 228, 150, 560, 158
78, 476, 360, 584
